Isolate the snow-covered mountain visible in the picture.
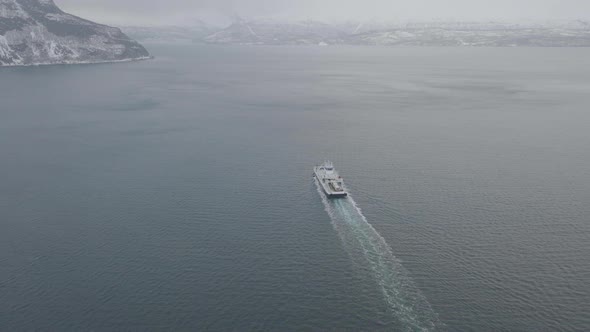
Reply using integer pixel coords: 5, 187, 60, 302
204, 19, 345, 45
348, 21, 590, 46
0, 0, 149, 66
201, 19, 590, 47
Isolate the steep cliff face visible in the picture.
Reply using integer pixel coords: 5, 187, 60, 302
0, 0, 149, 66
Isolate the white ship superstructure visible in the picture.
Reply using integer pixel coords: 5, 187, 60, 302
313, 161, 348, 198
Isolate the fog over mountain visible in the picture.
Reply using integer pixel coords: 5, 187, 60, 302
121, 19, 590, 47
56, 0, 590, 26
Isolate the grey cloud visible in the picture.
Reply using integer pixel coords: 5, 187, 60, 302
55, 0, 590, 25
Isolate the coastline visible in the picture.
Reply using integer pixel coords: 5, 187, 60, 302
0, 56, 153, 68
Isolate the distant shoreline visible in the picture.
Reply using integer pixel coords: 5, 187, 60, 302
0, 56, 153, 68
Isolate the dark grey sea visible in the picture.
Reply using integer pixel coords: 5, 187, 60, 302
1, 45, 589, 331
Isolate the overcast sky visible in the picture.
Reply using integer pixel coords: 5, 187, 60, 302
55, 0, 590, 26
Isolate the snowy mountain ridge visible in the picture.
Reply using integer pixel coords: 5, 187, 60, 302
202, 19, 590, 46
125, 18, 590, 47
0, 0, 149, 66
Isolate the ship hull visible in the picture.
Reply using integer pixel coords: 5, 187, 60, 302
313, 167, 348, 199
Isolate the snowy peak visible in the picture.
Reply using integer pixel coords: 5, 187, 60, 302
204, 19, 345, 45
0, 0, 149, 66
201, 18, 590, 47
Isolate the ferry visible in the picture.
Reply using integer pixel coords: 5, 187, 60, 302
313, 161, 348, 198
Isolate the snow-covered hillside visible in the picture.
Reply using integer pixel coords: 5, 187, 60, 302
203, 19, 345, 45
0, 0, 149, 66
198, 19, 590, 47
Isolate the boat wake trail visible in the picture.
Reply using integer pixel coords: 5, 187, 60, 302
315, 180, 443, 331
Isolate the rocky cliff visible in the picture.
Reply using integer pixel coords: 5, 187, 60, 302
0, 0, 149, 66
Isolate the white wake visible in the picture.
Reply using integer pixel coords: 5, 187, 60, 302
315, 179, 443, 331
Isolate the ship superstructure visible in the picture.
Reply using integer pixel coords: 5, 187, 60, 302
313, 161, 348, 198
